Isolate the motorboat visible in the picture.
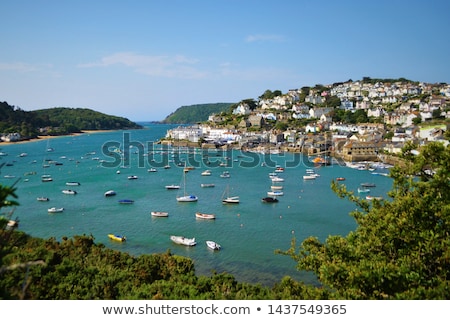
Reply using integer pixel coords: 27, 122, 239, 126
127, 175, 138, 180
48, 207, 64, 213
366, 195, 383, 201
165, 185, 180, 190
220, 171, 230, 178
267, 190, 284, 196
62, 189, 77, 195
271, 176, 284, 182
118, 199, 134, 204
195, 212, 216, 220
357, 188, 370, 193
360, 182, 376, 188
200, 183, 215, 188
303, 175, 316, 180
206, 240, 221, 251
66, 182, 80, 186
262, 197, 279, 203
170, 235, 197, 246
148, 168, 157, 172
108, 234, 126, 242
37, 197, 50, 201
104, 190, 117, 197
336, 177, 346, 181
201, 170, 212, 176
151, 211, 169, 217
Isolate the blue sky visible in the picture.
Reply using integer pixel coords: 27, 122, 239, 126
1, 0, 449, 121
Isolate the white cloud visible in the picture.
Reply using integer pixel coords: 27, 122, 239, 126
78, 52, 208, 79
245, 34, 287, 43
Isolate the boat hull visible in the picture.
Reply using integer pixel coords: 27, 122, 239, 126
170, 235, 196, 246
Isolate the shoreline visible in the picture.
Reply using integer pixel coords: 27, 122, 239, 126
0, 129, 117, 146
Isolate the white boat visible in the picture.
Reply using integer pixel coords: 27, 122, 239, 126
151, 211, 169, 217
200, 183, 215, 188
48, 207, 64, 213
220, 171, 230, 178
37, 197, 50, 201
271, 176, 284, 182
267, 190, 284, 196
62, 189, 77, 195
303, 175, 316, 180
66, 182, 80, 186
195, 212, 216, 220
176, 171, 198, 202
357, 188, 370, 193
165, 185, 180, 190
170, 235, 197, 246
221, 185, 240, 204
201, 170, 212, 176
127, 175, 138, 180
104, 190, 116, 197
206, 240, 221, 251
148, 168, 157, 172
366, 195, 383, 201
270, 185, 283, 190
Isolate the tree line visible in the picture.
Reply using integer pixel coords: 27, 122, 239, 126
0, 101, 142, 140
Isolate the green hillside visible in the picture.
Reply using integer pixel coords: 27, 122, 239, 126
161, 103, 235, 124
0, 102, 142, 139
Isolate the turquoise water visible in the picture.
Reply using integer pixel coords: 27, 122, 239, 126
0, 124, 393, 286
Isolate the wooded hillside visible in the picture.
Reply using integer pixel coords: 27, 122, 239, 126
0, 101, 142, 139
161, 103, 235, 124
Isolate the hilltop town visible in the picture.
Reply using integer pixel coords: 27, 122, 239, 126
163, 78, 449, 164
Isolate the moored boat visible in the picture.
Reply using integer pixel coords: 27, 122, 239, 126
104, 190, 117, 197
267, 190, 283, 196
151, 211, 169, 217
201, 170, 212, 176
108, 234, 126, 242
336, 177, 346, 181
262, 197, 278, 203
360, 182, 376, 188
165, 184, 180, 190
37, 197, 50, 201
206, 240, 221, 250
62, 189, 77, 195
200, 183, 215, 188
357, 188, 370, 193
118, 199, 134, 204
66, 182, 80, 186
48, 207, 64, 213
366, 195, 383, 201
170, 235, 197, 246
195, 212, 216, 220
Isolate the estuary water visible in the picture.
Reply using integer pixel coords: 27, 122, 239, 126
0, 123, 393, 286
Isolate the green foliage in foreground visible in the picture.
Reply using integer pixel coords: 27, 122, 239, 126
278, 141, 450, 299
0, 142, 449, 299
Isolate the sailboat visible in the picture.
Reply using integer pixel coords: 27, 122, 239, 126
176, 171, 198, 202
222, 185, 239, 204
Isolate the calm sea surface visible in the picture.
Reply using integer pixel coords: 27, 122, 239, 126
0, 124, 393, 286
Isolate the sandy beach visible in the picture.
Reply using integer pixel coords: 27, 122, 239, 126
0, 130, 115, 145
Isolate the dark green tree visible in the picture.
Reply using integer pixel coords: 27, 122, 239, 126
279, 142, 450, 299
